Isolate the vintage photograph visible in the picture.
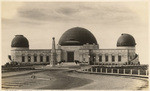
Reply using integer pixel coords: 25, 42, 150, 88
1, 1, 149, 90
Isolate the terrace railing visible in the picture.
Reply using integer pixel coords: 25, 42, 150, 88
81, 67, 149, 78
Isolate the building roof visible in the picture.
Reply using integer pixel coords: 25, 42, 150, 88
11, 35, 29, 48
117, 33, 136, 47
58, 27, 98, 46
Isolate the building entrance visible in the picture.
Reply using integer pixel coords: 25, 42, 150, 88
67, 52, 74, 62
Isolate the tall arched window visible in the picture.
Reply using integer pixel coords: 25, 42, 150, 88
105, 55, 108, 62
112, 55, 115, 62
46, 56, 49, 62
34, 54, 37, 62
99, 55, 102, 62
118, 55, 121, 62
28, 54, 31, 62
40, 54, 43, 62
22, 54, 25, 62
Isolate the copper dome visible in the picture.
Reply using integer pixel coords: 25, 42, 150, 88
117, 33, 136, 47
59, 27, 98, 46
11, 35, 29, 48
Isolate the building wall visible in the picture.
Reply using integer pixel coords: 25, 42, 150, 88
128, 49, 136, 61
10, 46, 139, 65
95, 49, 128, 65
59, 44, 99, 62
58, 46, 82, 62
79, 49, 90, 63
11, 48, 61, 64
79, 49, 129, 65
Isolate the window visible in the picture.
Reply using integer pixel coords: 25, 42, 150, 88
40, 56, 43, 62
28, 56, 31, 62
118, 55, 121, 62
99, 55, 102, 62
105, 55, 108, 62
112, 56, 115, 62
34, 56, 37, 62
22, 56, 25, 62
46, 56, 49, 62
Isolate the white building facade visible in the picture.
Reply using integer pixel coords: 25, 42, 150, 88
9, 27, 140, 65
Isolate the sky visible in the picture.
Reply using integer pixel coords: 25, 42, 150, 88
1, 1, 149, 65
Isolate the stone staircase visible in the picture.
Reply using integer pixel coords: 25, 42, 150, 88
60, 62, 79, 66
35, 62, 80, 70
130, 54, 139, 64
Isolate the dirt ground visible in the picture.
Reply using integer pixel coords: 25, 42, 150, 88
2, 69, 149, 90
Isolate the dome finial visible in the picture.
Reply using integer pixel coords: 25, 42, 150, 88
52, 37, 55, 40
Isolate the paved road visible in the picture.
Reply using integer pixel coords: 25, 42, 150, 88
2, 69, 149, 90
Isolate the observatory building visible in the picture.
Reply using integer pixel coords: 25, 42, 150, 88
9, 27, 140, 65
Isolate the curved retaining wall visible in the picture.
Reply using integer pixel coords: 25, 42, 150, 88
76, 68, 149, 78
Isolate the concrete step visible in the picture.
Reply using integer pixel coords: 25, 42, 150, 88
60, 62, 79, 66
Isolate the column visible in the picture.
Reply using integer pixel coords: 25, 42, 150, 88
117, 69, 119, 74
108, 54, 111, 63
115, 54, 118, 64
96, 68, 97, 73
130, 69, 132, 74
100, 68, 102, 73
31, 55, 34, 63
37, 55, 40, 63
111, 69, 113, 73
96, 54, 99, 63
102, 54, 105, 64
25, 55, 28, 63
138, 69, 140, 75
123, 69, 125, 74
145, 70, 148, 75
43, 55, 46, 63
85, 53, 89, 62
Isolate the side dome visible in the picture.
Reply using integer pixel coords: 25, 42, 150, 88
59, 27, 98, 46
11, 35, 29, 48
117, 33, 136, 47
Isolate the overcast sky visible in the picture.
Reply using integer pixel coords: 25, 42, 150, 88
1, 1, 149, 65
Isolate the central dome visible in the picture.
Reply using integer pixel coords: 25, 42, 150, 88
59, 27, 98, 46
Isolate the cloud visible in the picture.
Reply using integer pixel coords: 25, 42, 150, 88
56, 7, 80, 15
2, 2, 24, 19
15, 2, 138, 25
2, 2, 143, 27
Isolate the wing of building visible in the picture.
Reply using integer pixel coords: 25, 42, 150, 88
9, 27, 140, 65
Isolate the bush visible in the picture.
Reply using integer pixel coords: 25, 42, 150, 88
3, 61, 20, 67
